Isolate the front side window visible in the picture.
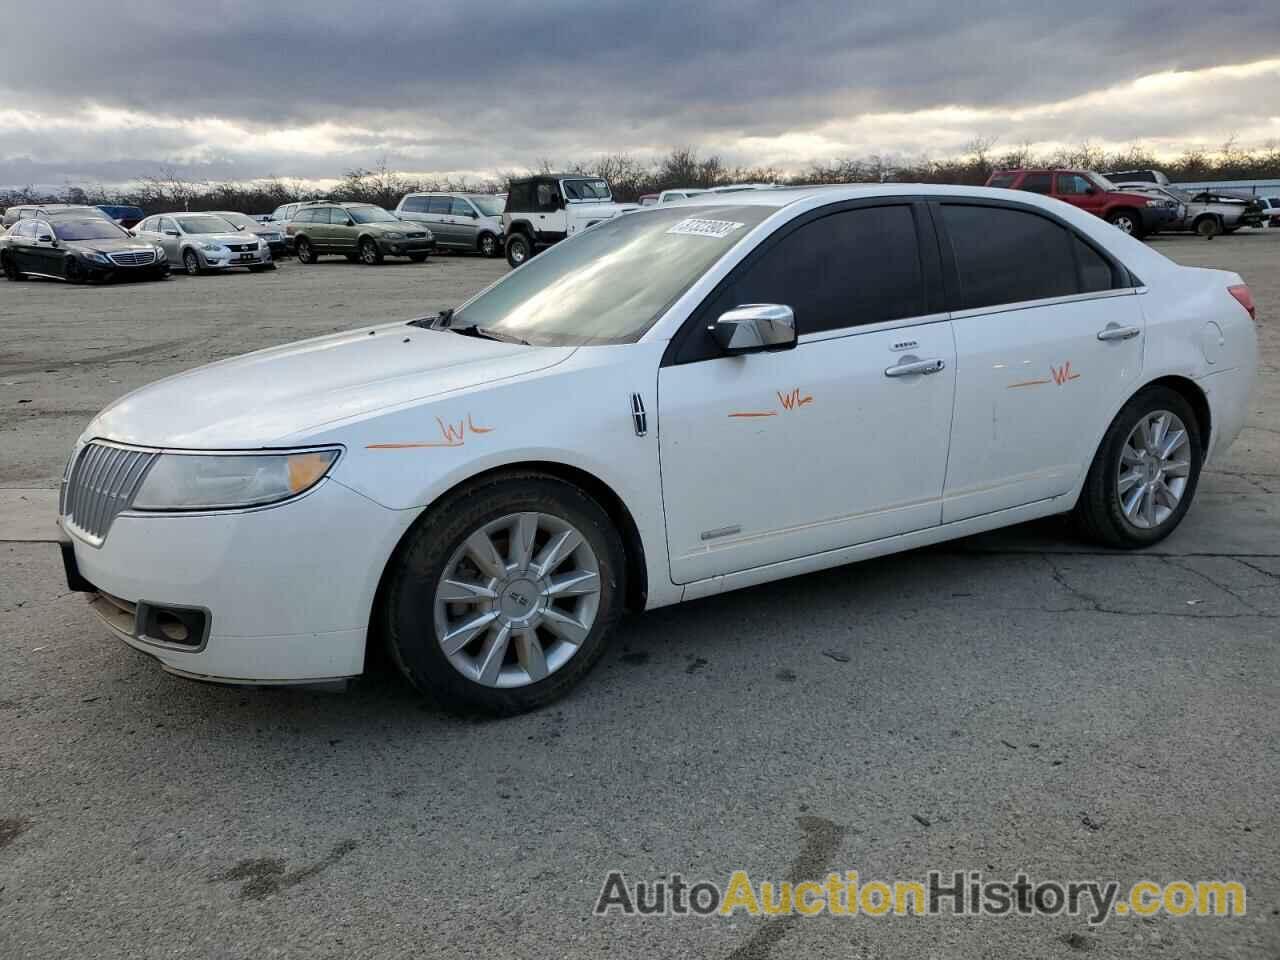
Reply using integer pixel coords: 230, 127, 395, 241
451, 205, 772, 346
940, 204, 1100, 310
159, 217, 178, 233
698, 205, 925, 339
1055, 174, 1093, 196
1020, 173, 1052, 194
451, 198, 476, 217
535, 183, 559, 212
470, 196, 504, 217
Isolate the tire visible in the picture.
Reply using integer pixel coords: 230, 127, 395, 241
478, 232, 499, 258
295, 237, 317, 263
383, 472, 626, 715
182, 249, 202, 276
1107, 209, 1144, 238
1194, 216, 1222, 238
408, 252, 429, 263
1074, 386, 1203, 549
505, 233, 532, 268
359, 237, 383, 265
64, 258, 86, 284
1, 253, 23, 281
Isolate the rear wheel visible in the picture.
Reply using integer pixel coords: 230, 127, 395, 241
359, 238, 383, 265
383, 472, 625, 714
1074, 386, 1202, 548
505, 232, 532, 268
64, 258, 86, 284
1194, 216, 1222, 238
0, 253, 23, 281
295, 237, 317, 263
182, 249, 202, 276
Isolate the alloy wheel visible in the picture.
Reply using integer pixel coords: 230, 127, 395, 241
433, 512, 601, 688
184, 250, 200, 275
1117, 410, 1191, 529
1114, 215, 1135, 234
360, 240, 378, 264
480, 235, 496, 256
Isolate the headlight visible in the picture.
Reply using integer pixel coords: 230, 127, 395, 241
89, 252, 111, 264
1144, 200, 1160, 207
131, 449, 340, 511
154, 246, 167, 258
382, 231, 405, 240
198, 241, 224, 252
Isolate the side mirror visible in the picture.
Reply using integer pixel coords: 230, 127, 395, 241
127, 229, 137, 236
1085, 186, 1097, 195
344, 218, 355, 226
37, 233, 54, 243
711, 304, 797, 355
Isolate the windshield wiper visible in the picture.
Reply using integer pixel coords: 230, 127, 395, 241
450, 324, 530, 346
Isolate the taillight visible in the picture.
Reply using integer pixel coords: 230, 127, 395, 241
1228, 284, 1256, 321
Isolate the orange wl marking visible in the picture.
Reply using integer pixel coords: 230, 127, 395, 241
777, 388, 814, 410
367, 413, 494, 449
1050, 361, 1080, 385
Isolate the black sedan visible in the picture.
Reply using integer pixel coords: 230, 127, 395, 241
1, 215, 169, 283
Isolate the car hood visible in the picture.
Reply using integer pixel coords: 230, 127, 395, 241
566, 201, 637, 219
86, 323, 575, 448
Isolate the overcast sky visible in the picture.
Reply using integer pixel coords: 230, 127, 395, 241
2, 1, 1278, 189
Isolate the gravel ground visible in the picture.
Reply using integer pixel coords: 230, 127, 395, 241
0, 234, 1277, 959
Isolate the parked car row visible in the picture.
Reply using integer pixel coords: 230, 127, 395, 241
1108, 183, 1268, 237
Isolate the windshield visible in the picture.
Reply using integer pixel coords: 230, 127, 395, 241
177, 215, 236, 235
561, 178, 611, 201
348, 206, 399, 223
53, 219, 130, 241
1091, 173, 1120, 191
451, 205, 772, 346
469, 196, 504, 216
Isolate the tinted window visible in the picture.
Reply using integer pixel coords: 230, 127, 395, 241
1020, 173, 1052, 194
940, 204, 1078, 309
401, 196, 427, 213
535, 183, 560, 212
293, 208, 314, 223
426, 197, 452, 215
987, 173, 1018, 189
1074, 237, 1118, 293
451, 198, 476, 217
159, 218, 177, 233
699, 205, 925, 338
1055, 174, 1093, 196
507, 182, 532, 211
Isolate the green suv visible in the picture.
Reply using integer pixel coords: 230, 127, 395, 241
287, 203, 434, 265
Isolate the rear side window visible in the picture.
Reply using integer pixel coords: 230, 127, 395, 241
294, 208, 314, 223
1019, 173, 1052, 194
940, 204, 1079, 309
400, 196, 427, 213
427, 197, 452, 215
1074, 237, 1121, 293
507, 182, 533, 211
700, 205, 925, 337
988, 173, 1018, 189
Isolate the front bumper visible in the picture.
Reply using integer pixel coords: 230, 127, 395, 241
85, 261, 169, 282
376, 236, 434, 256
61, 478, 415, 684
199, 247, 272, 269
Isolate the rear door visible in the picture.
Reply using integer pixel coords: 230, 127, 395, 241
9, 221, 37, 272
658, 201, 955, 583
934, 200, 1145, 521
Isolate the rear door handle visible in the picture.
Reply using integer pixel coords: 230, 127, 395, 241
1097, 324, 1141, 341
885, 358, 946, 378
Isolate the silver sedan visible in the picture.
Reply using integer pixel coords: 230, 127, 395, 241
133, 213, 275, 275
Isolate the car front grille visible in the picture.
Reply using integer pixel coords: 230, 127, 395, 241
406, 232, 427, 239
61, 442, 159, 545
109, 250, 156, 266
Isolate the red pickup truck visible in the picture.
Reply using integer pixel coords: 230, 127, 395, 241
984, 169, 1178, 238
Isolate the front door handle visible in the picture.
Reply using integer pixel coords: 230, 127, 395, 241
1097, 324, 1141, 341
885, 358, 946, 378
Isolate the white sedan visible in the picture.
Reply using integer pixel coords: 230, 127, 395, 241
58, 185, 1258, 713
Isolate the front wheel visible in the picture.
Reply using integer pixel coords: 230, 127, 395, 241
1108, 209, 1144, 238
1074, 386, 1202, 548
505, 233, 532, 268
295, 237, 317, 263
64, 258, 87, 284
359, 238, 383, 265
1194, 216, 1222, 238
182, 249, 202, 276
479, 232, 499, 258
383, 472, 625, 714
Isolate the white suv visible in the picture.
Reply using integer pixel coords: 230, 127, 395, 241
500, 174, 636, 267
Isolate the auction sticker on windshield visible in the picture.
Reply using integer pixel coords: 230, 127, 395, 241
666, 218, 746, 238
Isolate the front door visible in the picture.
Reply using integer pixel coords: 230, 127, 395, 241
658, 202, 955, 584
157, 217, 181, 262
533, 182, 566, 242
1054, 172, 1106, 217
932, 200, 1146, 521
450, 197, 480, 248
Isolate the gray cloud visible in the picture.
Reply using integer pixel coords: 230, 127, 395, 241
1, 1, 1278, 188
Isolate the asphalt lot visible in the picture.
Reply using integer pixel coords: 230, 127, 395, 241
1, 234, 1278, 959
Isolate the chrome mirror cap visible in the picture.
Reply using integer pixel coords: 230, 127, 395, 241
711, 303, 797, 355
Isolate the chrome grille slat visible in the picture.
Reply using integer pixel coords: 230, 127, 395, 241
62, 442, 158, 544
109, 251, 156, 266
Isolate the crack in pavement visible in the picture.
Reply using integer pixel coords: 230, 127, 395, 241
725, 816, 846, 960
